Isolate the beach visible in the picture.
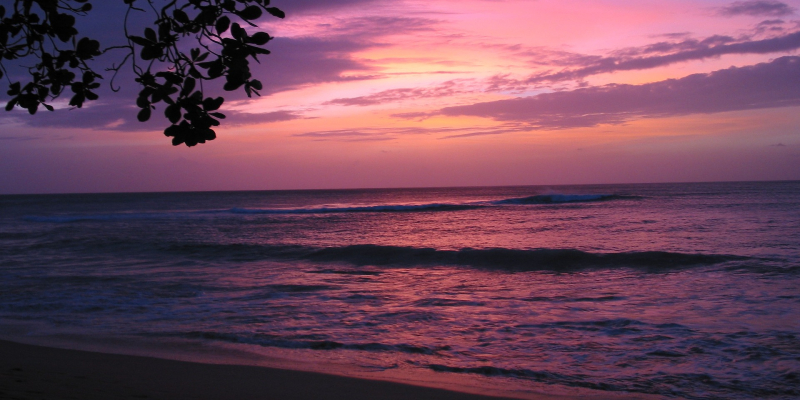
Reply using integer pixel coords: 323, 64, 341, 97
0, 339, 651, 400
2, 183, 799, 399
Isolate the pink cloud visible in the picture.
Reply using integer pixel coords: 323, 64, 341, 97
438, 56, 800, 129
719, 1, 796, 17
323, 80, 468, 106
526, 31, 800, 84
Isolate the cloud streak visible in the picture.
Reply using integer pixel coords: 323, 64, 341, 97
719, 1, 796, 17
6, 98, 303, 132
438, 56, 800, 129
295, 123, 534, 141
324, 80, 468, 106
526, 31, 800, 83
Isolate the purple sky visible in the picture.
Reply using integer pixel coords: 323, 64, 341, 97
1, 0, 799, 193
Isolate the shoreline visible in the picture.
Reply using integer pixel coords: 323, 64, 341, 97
0, 339, 662, 400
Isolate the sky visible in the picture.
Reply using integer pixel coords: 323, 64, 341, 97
1, 0, 800, 194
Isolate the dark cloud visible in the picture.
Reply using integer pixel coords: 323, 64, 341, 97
295, 123, 534, 141
437, 56, 800, 129
6, 92, 303, 132
651, 32, 693, 40
223, 110, 303, 125
0, 135, 40, 142
250, 37, 379, 96
755, 19, 788, 34
324, 80, 467, 106
277, 0, 380, 15
390, 111, 433, 121
719, 1, 795, 17
2, 34, 377, 131
2, 1, 392, 131
294, 127, 421, 141
439, 124, 534, 139
5, 99, 152, 132
319, 16, 437, 37
527, 31, 800, 83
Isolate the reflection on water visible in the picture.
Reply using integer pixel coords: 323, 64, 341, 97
1, 182, 799, 399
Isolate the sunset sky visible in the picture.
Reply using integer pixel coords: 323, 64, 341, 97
2, 0, 800, 194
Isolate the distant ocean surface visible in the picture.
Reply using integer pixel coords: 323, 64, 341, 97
1, 182, 799, 399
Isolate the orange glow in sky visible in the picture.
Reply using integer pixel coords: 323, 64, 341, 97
1, 0, 799, 193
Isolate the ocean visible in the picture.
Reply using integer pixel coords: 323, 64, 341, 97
1, 182, 799, 399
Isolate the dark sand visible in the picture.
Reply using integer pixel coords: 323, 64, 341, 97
1, 340, 583, 400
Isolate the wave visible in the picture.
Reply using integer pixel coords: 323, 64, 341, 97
305, 245, 739, 270
22, 193, 637, 222
227, 203, 481, 214
23, 213, 167, 223
179, 331, 450, 355
163, 243, 743, 271
492, 194, 639, 205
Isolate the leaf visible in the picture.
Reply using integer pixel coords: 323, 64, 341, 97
43, 103, 54, 111
249, 32, 271, 45
136, 96, 150, 108
202, 97, 224, 111
173, 9, 189, 23
52, 13, 76, 29
223, 80, 244, 91
141, 46, 162, 60
7, 82, 21, 96
181, 77, 196, 97
158, 23, 170, 42
144, 28, 157, 43
231, 23, 245, 40
157, 72, 182, 85
164, 124, 181, 137
165, 103, 181, 124
215, 16, 230, 34
76, 37, 100, 59
137, 107, 152, 122
69, 93, 85, 108
239, 6, 262, 20
266, 7, 285, 19
129, 36, 151, 46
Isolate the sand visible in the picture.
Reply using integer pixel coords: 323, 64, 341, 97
0, 339, 667, 400
0, 339, 559, 400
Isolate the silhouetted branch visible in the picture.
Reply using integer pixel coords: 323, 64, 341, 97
0, 0, 284, 146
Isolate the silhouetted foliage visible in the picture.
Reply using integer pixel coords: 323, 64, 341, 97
0, 0, 284, 146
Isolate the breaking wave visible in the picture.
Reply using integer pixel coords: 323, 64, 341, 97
492, 194, 639, 205
226, 203, 480, 214
22, 193, 638, 222
163, 243, 742, 271
178, 331, 451, 355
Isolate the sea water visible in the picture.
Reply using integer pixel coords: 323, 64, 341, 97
1, 182, 799, 399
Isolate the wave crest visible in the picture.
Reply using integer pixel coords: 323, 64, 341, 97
162, 243, 742, 271
493, 194, 638, 205
22, 193, 638, 222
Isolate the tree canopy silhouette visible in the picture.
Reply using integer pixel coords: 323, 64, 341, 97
0, 0, 284, 146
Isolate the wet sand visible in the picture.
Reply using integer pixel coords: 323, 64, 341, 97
0, 339, 577, 400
